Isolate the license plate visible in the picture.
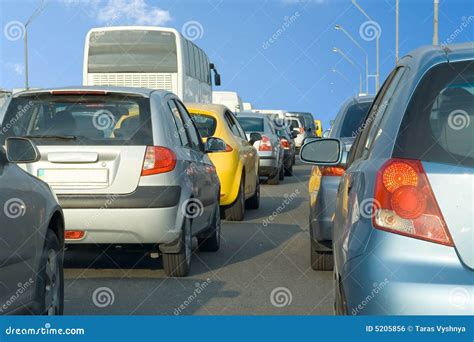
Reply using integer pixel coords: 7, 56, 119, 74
38, 169, 108, 184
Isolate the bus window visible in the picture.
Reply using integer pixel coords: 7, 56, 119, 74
193, 45, 201, 81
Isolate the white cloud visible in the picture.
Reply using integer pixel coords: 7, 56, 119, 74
61, 0, 172, 26
5, 63, 25, 76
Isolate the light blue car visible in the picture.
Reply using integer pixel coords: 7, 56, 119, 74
300, 43, 474, 315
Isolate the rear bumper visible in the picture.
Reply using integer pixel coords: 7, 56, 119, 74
259, 157, 278, 176
64, 206, 182, 245
58, 186, 181, 209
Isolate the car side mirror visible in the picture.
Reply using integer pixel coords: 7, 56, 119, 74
299, 138, 343, 166
249, 132, 262, 145
205, 137, 227, 153
5, 137, 40, 163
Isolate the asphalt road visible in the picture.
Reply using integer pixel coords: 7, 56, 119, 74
63, 160, 334, 315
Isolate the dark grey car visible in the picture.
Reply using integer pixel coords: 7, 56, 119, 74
1, 87, 225, 277
308, 95, 374, 270
0, 138, 64, 315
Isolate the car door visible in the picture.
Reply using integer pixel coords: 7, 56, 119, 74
0, 154, 38, 312
174, 100, 215, 232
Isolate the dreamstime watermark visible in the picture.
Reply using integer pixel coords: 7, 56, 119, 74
0, 101, 34, 136
92, 287, 115, 308
181, 198, 204, 219
269, 114, 291, 130
440, 16, 474, 48
351, 100, 388, 138
270, 287, 293, 308
5, 323, 85, 336
359, 197, 381, 219
174, 278, 212, 315
82, 194, 119, 229
89, 14, 122, 46
351, 278, 389, 315
359, 20, 381, 42
4, 21, 25, 41
262, 189, 300, 227
181, 21, 204, 41
449, 287, 471, 309
92, 110, 116, 131
3, 198, 26, 219
262, 12, 300, 49
0, 278, 34, 313
448, 109, 470, 131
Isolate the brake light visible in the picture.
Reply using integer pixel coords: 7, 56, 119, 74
259, 135, 272, 151
373, 159, 453, 246
321, 166, 345, 176
225, 144, 233, 152
280, 138, 290, 149
299, 127, 304, 134
51, 90, 107, 95
65, 230, 85, 240
141, 146, 176, 176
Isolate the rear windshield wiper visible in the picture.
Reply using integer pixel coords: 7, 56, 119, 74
21, 135, 78, 141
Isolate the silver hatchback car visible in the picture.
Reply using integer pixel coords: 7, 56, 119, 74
1, 87, 225, 277
301, 44, 474, 314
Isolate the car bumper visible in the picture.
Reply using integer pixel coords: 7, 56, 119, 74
342, 230, 474, 315
259, 156, 279, 176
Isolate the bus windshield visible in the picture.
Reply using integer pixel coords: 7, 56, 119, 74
88, 30, 177, 73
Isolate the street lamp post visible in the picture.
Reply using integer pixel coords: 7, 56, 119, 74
334, 24, 369, 94
433, 0, 439, 45
352, 0, 380, 91
332, 47, 363, 95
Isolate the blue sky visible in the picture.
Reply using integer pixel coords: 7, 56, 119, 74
1, 0, 473, 129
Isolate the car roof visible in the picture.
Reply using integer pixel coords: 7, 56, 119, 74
12, 86, 172, 98
237, 111, 269, 119
185, 102, 230, 117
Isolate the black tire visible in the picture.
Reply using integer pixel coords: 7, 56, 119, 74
279, 164, 285, 181
37, 229, 64, 315
162, 219, 192, 277
267, 170, 280, 185
198, 205, 221, 252
310, 238, 334, 271
224, 179, 245, 221
284, 161, 293, 176
245, 178, 260, 209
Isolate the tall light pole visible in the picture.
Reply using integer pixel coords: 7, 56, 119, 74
24, 0, 48, 89
332, 47, 363, 95
395, 0, 399, 62
433, 0, 439, 45
352, 0, 380, 91
334, 24, 369, 94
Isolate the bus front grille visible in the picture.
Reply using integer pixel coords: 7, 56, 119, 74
90, 73, 173, 91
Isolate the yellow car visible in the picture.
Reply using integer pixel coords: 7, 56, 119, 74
314, 120, 323, 137
186, 103, 261, 221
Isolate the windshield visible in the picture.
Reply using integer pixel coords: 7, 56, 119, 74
88, 30, 177, 73
339, 102, 372, 138
0, 94, 153, 145
237, 117, 264, 132
191, 114, 217, 138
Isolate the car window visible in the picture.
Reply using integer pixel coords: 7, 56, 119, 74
191, 114, 217, 138
349, 67, 401, 165
168, 100, 189, 146
394, 61, 474, 168
175, 100, 202, 151
224, 111, 244, 138
339, 101, 373, 138
237, 117, 264, 132
1, 94, 153, 146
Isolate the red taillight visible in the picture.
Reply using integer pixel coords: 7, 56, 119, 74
259, 135, 272, 151
280, 138, 290, 149
225, 144, 233, 152
65, 230, 85, 240
321, 166, 345, 176
299, 127, 304, 134
141, 146, 176, 176
373, 158, 453, 246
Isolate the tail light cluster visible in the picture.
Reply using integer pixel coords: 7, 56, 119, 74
373, 158, 453, 246
141, 146, 177, 176
321, 166, 345, 177
259, 135, 273, 152
280, 138, 290, 150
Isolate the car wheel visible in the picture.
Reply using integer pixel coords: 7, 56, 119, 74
284, 162, 293, 176
245, 178, 260, 209
198, 204, 221, 252
37, 229, 64, 315
224, 179, 245, 221
162, 218, 192, 277
310, 238, 334, 271
279, 164, 285, 180
267, 169, 280, 185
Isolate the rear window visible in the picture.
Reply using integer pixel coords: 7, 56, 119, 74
339, 101, 372, 138
0, 94, 153, 145
237, 117, 264, 132
289, 118, 301, 130
394, 61, 474, 168
191, 114, 217, 138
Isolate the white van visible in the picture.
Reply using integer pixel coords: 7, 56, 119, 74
212, 91, 243, 113
243, 102, 253, 110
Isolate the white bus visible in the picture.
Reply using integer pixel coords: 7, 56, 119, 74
212, 91, 243, 113
83, 26, 221, 103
